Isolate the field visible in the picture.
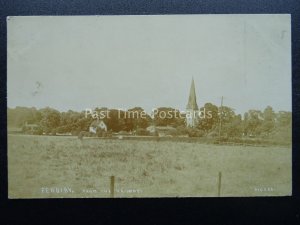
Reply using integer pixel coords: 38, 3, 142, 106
8, 134, 292, 198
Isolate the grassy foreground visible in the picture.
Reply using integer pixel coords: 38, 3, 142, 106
8, 134, 291, 198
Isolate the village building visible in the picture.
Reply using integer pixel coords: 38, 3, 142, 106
89, 120, 107, 134
146, 125, 176, 137
22, 121, 40, 134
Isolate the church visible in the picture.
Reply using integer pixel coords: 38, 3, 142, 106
186, 78, 200, 128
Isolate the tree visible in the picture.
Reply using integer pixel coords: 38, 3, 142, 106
222, 114, 243, 137
127, 107, 151, 130
260, 106, 276, 135
243, 110, 263, 136
219, 106, 235, 124
39, 107, 61, 134
271, 111, 292, 143
276, 111, 291, 127
198, 103, 219, 132
153, 107, 183, 127
105, 109, 127, 132
218, 106, 237, 137
7, 106, 42, 127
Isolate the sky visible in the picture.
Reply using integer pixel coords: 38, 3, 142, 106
7, 15, 291, 115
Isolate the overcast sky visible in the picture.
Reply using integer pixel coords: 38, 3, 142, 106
7, 15, 291, 114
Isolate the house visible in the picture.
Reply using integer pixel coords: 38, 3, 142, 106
89, 120, 107, 134
22, 121, 40, 134
146, 125, 176, 137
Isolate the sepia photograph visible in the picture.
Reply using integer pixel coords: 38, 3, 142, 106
7, 14, 292, 198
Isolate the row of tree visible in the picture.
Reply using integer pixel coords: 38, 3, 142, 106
7, 104, 291, 140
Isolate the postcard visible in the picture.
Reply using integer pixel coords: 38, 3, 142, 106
7, 15, 291, 198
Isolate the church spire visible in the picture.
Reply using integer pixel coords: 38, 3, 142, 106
186, 78, 198, 110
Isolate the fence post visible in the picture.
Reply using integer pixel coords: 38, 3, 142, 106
217, 172, 222, 197
110, 176, 115, 198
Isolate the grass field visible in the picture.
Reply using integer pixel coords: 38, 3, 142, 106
8, 134, 292, 198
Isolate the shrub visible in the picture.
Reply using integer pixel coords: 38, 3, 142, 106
151, 130, 159, 137
165, 129, 178, 136
71, 130, 80, 136
136, 128, 150, 136
103, 131, 113, 137
207, 131, 218, 138
96, 130, 104, 137
118, 131, 129, 135
187, 128, 205, 137
51, 128, 58, 135
176, 126, 189, 135
215, 137, 229, 143
165, 126, 189, 137
33, 127, 43, 135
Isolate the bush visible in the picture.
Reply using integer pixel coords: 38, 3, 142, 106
165, 126, 189, 137
118, 131, 129, 135
78, 131, 91, 139
51, 128, 58, 135
96, 130, 104, 137
176, 126, 189, 135
215, 137, 229, 143
165, 129, 178, 136
33, 127, 43, 135
207, 131, 218, 138
136, 128, 150, 136
71, 130, 80, 136
103, 131, 113, 137
151, 130, 159, 137
187, 128, 205, 137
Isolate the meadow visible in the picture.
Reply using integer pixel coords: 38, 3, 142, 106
8, 134, 292, 198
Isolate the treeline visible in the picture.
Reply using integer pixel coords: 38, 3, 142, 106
7, 104, 291, 142
7, 106, 152, 135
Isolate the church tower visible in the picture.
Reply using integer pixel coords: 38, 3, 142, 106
186, 78, 199, 128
